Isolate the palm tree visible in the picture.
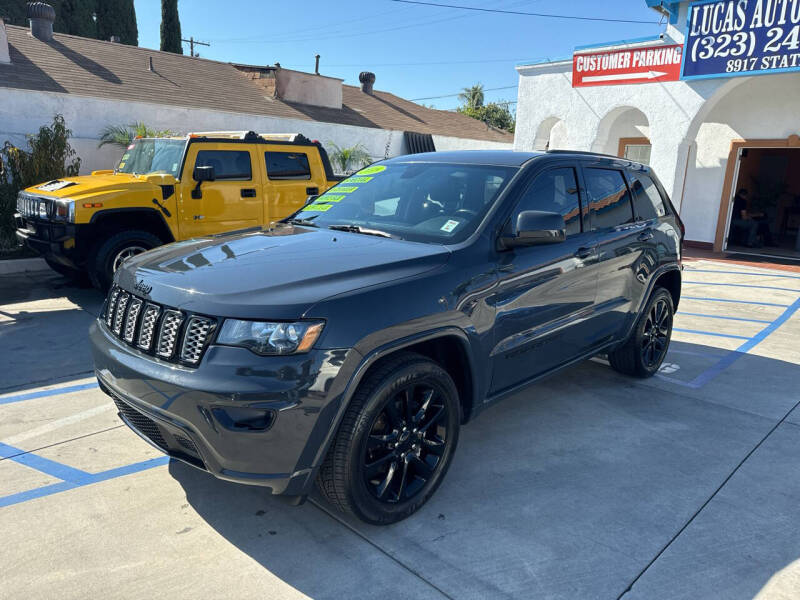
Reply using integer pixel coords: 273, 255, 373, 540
98, 122, 176, 149
458, 83, 485, 109
327, 142, 372, 175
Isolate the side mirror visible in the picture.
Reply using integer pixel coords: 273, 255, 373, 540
500, 210, 566, 249
192, 166, 215, 199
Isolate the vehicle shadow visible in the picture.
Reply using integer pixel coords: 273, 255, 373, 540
173, 342, 800, 599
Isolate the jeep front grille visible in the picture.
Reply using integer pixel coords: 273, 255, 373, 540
103, 285, 216, 367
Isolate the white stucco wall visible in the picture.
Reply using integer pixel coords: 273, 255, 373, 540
0, 88, 511, 176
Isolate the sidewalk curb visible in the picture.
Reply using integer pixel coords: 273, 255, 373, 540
0, 257, 49, 275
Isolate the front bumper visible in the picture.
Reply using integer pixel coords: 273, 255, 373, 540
15, 213, 80, 267
90, 320, 361, 496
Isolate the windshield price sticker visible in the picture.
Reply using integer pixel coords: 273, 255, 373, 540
359, 165, 387, 175
343, 176, 373, 184
318, 194, 346, 203
334, 186, 359, 193
683, 0, 800, 79
302, 203, 333, 212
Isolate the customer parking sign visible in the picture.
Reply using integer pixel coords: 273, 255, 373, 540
682, 0, 800, 80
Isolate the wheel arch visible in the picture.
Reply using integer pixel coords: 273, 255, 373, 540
653, 267, 681, 311
89, 208, 175, 243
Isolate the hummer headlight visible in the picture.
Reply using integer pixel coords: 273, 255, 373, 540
217, 319, 324, 355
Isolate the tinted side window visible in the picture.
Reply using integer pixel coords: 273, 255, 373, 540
629, 172, 667, 220
195, 150, 251, 180
515, 167, 581, 235
265, 152, 311, 180
585, 168, 634, 229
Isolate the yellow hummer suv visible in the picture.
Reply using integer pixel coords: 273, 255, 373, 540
15, 131, 341, 288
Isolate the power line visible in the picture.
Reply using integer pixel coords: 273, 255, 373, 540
388, 0, 662, 24
283, 57, 532, 68
411, 85, 518, 102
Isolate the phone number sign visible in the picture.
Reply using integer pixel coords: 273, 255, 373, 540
683, 0, 800, 79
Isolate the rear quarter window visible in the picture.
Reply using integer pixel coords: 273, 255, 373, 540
629, 171, 667, 220
265, 151, 311, 180
584, 168, 634, 230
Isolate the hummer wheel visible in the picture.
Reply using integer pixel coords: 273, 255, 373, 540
88, 230, 162, 290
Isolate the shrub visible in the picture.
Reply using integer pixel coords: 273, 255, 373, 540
0, 115, 81, 253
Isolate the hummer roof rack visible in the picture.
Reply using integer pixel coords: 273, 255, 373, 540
187, 131, 311, 143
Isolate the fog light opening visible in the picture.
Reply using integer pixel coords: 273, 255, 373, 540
211, 407, 275, 432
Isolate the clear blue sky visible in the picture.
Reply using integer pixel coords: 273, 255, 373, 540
133, 0, 666, 110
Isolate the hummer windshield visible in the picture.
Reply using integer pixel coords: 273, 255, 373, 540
290, 162, 518, 244
116, 138, 186, 177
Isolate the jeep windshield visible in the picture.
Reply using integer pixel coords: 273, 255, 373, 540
292, 162, 518, 243
116, 138, 185, 177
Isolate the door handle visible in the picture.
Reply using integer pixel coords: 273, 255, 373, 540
574, 247, 595, 259
240, 188, 257, 198
306, 186, 319, 195
638, 230, 654, 242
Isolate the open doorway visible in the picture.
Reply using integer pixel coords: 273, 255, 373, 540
724, 146, 800, 260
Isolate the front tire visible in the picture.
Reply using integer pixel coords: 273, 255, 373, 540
88, 230, 161, 290
608, 287, 674, 378
316, 352, 460, 525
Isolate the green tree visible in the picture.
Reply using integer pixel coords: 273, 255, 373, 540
327, 142, 371, 175
54, 0, 97, 38
457, 102, 515, 133
160, 0, 183, 54
98, 122, 176, 149
0, 115, 81, 252
96, 0, 138, 45
0, 0, 28, 27
458, 83, 485, 110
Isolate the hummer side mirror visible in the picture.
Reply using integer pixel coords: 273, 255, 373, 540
192, 165, 215, 199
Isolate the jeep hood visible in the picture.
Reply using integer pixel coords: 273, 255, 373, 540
25, 173, 156, 200
116, 226, 451, 320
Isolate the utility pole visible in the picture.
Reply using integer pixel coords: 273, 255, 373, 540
181, 36, 209, 57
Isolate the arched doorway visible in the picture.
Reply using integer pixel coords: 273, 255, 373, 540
533, 116, 567, 151
680, 74, 800, 258
591, 107, 651, 163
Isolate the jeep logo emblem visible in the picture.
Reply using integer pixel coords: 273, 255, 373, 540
134, 279, 152, 295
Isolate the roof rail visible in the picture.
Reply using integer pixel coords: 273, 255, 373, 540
546, 149, 630, 161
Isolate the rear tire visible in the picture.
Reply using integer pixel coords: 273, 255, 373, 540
88, 230, 161, 290
316, 352, 460, 525
608, 287, 674, 378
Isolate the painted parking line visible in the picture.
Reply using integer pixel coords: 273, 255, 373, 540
683, 268, 800, 280
682, 296, 790, 308
677, 312, 772, 324
0, 442, 94, 483
660, 296, 800, 389
0, 456, 170, 508
683, 281, 800, 293
672, 328, 750, 340
0, 381, 99, 406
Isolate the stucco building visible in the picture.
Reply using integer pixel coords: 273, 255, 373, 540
514, 0, 800, 259
0, 12, 511, 176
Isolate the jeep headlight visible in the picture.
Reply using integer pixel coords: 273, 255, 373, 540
217, 320, 324, 355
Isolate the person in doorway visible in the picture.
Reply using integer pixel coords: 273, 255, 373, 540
730, 189, 775, 247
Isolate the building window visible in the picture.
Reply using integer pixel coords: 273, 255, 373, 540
618, 137, 651, 165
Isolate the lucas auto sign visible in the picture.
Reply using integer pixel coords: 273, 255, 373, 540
572, 44, 683, 87
683, 0, 800, 79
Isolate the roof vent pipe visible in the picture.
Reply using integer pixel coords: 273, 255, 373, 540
359, 71, 375, 94
315, 54, 320, 75
147, 56, 153, 71
27, 2, 55, 42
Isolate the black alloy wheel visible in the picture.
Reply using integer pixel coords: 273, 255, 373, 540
362, 383, 449, 503
640, 296, 672, 369
608, 286, 674, 378
317, 352, 460, 524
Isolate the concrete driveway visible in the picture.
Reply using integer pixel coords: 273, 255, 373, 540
1, 259, 799, 600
